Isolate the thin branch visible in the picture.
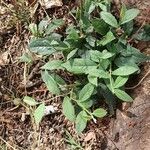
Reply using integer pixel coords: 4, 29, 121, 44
126, 70, 150, 89
0, 136, 17, 150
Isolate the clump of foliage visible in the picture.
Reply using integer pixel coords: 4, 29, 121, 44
24, 0, 149, 133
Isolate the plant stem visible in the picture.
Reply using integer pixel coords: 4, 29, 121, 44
71, 96, 96, 122
109, 64, 114, 93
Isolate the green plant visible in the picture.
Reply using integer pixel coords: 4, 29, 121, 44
65, 130, 83, 150
27, 0, 149, 133
23, 96, 46, 126
134, 24, 150, 41
14, 96, 46, 127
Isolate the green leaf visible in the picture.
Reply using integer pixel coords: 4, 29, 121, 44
54, 41, 70, 51
66, 27, 79, 40
78, 99, 93, 109
104, 77, 115, 92
75, 111, 88, 133
120, 4, 127, 19
98, 3, 107, 11
67, 49, 78, 60
86, 68, 100, 77
50, 33, 62, 41
19, 53, 32, 63
122, 21, 133, 36
99, 83, 116, 115
29, 23, 38, 36
90, 50, 114, 62
121, 9, 140, 25
135, 25, 150, 41
46, 19, 64, 34
86, 36, 96, 47
126, 45, 150, 63
135, 31, 150, 41
112, 66, 139, 76
29, 38, 56, 55
34, 103, 45, 125
41, 71, 60, 95
98, 69, 110, 79
86, 68, 109, 79
41, 60, 63, 70
88, 2, 96, 14
100, 50, 114, 59
115, 57, 140, 68
81, 111, 91, 120
100, 59, 110, 70
62, 96, 75, 121
98, 31, 116, 46
79, 83, 94, 102
90, 50, 102, 62
84, 0, 92, 13
62, 59, 97, 74
101, 11, 118, 28
88, 75, 97, 86
93, 108, 107, 118
92, 18, 109, 35
51, 74, 66, 86
114, 89, 133, 102
114, 76, 128, 88
38, 20, 48, 34
23, 96, 38, 106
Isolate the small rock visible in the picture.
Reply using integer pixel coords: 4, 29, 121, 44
44, 105, 57, 115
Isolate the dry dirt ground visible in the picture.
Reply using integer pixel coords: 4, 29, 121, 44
0, 0, 150, 150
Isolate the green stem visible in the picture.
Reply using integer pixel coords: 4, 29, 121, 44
109, 64, 114, 93
71, 96, 96, 122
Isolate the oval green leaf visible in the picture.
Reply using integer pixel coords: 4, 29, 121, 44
41, 60, 63, 70
93, 108, 107, 118
62, 96, 75, 121
34, 103, 45, 125
41, 71, 60, 95
114, 76, 128, 88
114, 89, 133, 102
67, 49, 78, 60
92, 18, 109, 35
101, 11, 118, 28
75, 111, 88, 133
121, 9, 140, 25
79, 83, 94, 102
112, 66, 139, 76
23, 96, 38, 106
98, 31, 116, 46
29, 38, 56, 55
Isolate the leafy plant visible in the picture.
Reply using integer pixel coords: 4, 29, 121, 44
23, 96, 46, 126
65, 130, 83, 150
27, 0, 150, 133
134, 24, 150, 41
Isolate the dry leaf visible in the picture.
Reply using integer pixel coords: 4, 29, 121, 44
30, 2, 39, 18
84, 131, 96, 142
28, 0, 37, 6
40, 0, 63, 9
0, 51, 9, 66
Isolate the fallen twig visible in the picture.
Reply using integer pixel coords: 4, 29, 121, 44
126, 70, 150, 89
